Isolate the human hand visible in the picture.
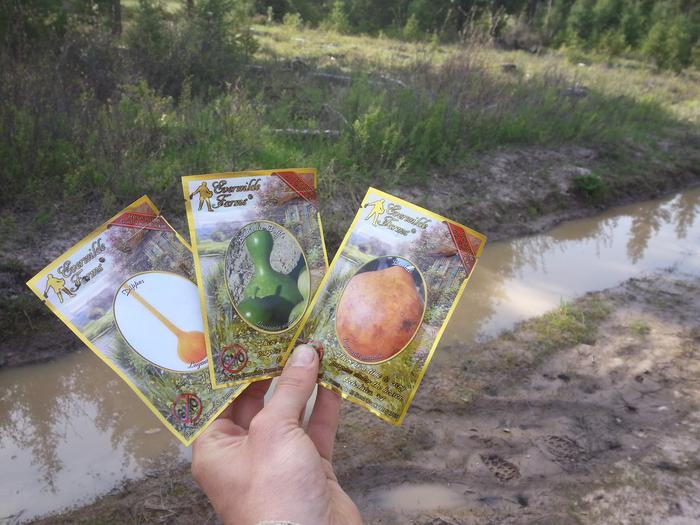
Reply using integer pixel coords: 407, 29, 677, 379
192, 344, 363, 525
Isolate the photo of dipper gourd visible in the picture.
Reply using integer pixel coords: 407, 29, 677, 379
236, 229, 307, 331
128, 287, 207, 365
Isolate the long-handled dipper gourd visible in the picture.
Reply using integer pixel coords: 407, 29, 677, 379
126, 287, 207, 365
237, 230, 304, 329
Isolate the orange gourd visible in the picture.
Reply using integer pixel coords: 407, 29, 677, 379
336, 265, 423, 363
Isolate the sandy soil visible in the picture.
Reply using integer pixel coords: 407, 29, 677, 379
29, 271, 700, 524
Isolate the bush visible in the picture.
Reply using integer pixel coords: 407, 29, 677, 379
126, 0, 256, 98
642, 19, 668, 68
567, 0, 597, 46
283, 12, 304, 29
620, 3, 642, 48
573, 173, 607, 201
0, 0, 68, 59
323, 1, 351, 34
665, 16, 696, 71
402, 14, 422, 42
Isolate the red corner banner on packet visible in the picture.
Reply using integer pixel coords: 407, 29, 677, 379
287, 187, 486, 424
26, 196, 242, 445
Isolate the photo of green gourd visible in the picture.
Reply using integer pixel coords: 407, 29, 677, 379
288, 268, 310, 324
238, 295, 296, 328
237, 229, 308, 331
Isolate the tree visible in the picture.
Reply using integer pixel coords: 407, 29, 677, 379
111, 0, 122, 35
567, 0, 597, 46
642, 19, 668, 67
620, 3, 642, 47
593, 0, 623, 33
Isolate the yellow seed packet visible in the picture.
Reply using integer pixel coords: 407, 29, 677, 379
287, 188, 486, 424
182, 169, 328, 387
26, 196, 242, 445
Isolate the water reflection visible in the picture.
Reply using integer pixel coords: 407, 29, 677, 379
0, 189, 698, 523
442, 188, 700, 346
0, 351, 188, 522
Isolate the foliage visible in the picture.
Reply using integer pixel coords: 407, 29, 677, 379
247, 0, 700, 70
573, 173, 608, 201
402, 14, 422, 42
1, 1, 697, 231
283, 11, 304, 29
528, 297, 610, 356
126, 0, 257, 97
322, 1, 351, 34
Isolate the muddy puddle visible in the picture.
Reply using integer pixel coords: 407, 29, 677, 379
1, 188, 699, 523
442, 188, 700, 345
362, 482, 471, 513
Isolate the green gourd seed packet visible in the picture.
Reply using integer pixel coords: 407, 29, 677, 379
182, 169, 328, 388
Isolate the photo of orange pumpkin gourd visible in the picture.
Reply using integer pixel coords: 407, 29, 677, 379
336, 263, 424, 363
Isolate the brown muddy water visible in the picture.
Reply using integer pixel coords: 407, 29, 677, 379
1, 189, 699, 523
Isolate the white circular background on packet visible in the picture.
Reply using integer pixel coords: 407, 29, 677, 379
113, 272, 207, 372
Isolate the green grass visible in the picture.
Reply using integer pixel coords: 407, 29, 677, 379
253, 23, 700, 123
197, 239, 230, 256
528, 297, 611, 357
629, 319, 651, 337
3, 21, 697, 219
83, 311, 116, 341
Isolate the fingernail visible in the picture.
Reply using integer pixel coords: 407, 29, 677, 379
290, 345, 316, 367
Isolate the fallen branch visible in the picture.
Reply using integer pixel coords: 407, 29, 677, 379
273, 128, 341, 138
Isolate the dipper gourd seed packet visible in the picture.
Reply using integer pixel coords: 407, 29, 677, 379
182, 169, 328, 387
26, 196, 242, 445
287, 188, 486, 424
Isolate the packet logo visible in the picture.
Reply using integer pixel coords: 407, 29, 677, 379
43, 273, 76, 303
189, 182, 215, 212
364, 198, 386, 225
363, 199, 430, 236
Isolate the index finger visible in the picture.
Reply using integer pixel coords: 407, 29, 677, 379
232, 378, 272, 430
306, 385, 341, 461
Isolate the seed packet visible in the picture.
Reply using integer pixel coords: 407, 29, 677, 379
26, 196, 242, 445
182, 169, 328, 387
288, 188, 486, 424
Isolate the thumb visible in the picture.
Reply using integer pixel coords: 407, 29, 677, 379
265, 344, 319, 423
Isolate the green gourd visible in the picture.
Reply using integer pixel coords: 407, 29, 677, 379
238, 295, 295, 329
288, 269, 310, 324
297, 268, 310, 301
243, 230, 303, 305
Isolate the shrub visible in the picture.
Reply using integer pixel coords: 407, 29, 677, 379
323, 1, 351, 34
620, 4, 643, 48
402, 13, 422, 42
665, 16, 696, 71
283, 12, 303, 29
126, 0, 256, 98
573, 173, 608, 201
642, 19, 668, 68
567, 0, 597, 46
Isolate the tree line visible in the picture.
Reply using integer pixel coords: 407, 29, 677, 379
264, 0, 699, 70
2, 1, 698, 70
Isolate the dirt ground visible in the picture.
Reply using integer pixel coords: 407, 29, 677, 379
29, 271, 700, 524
